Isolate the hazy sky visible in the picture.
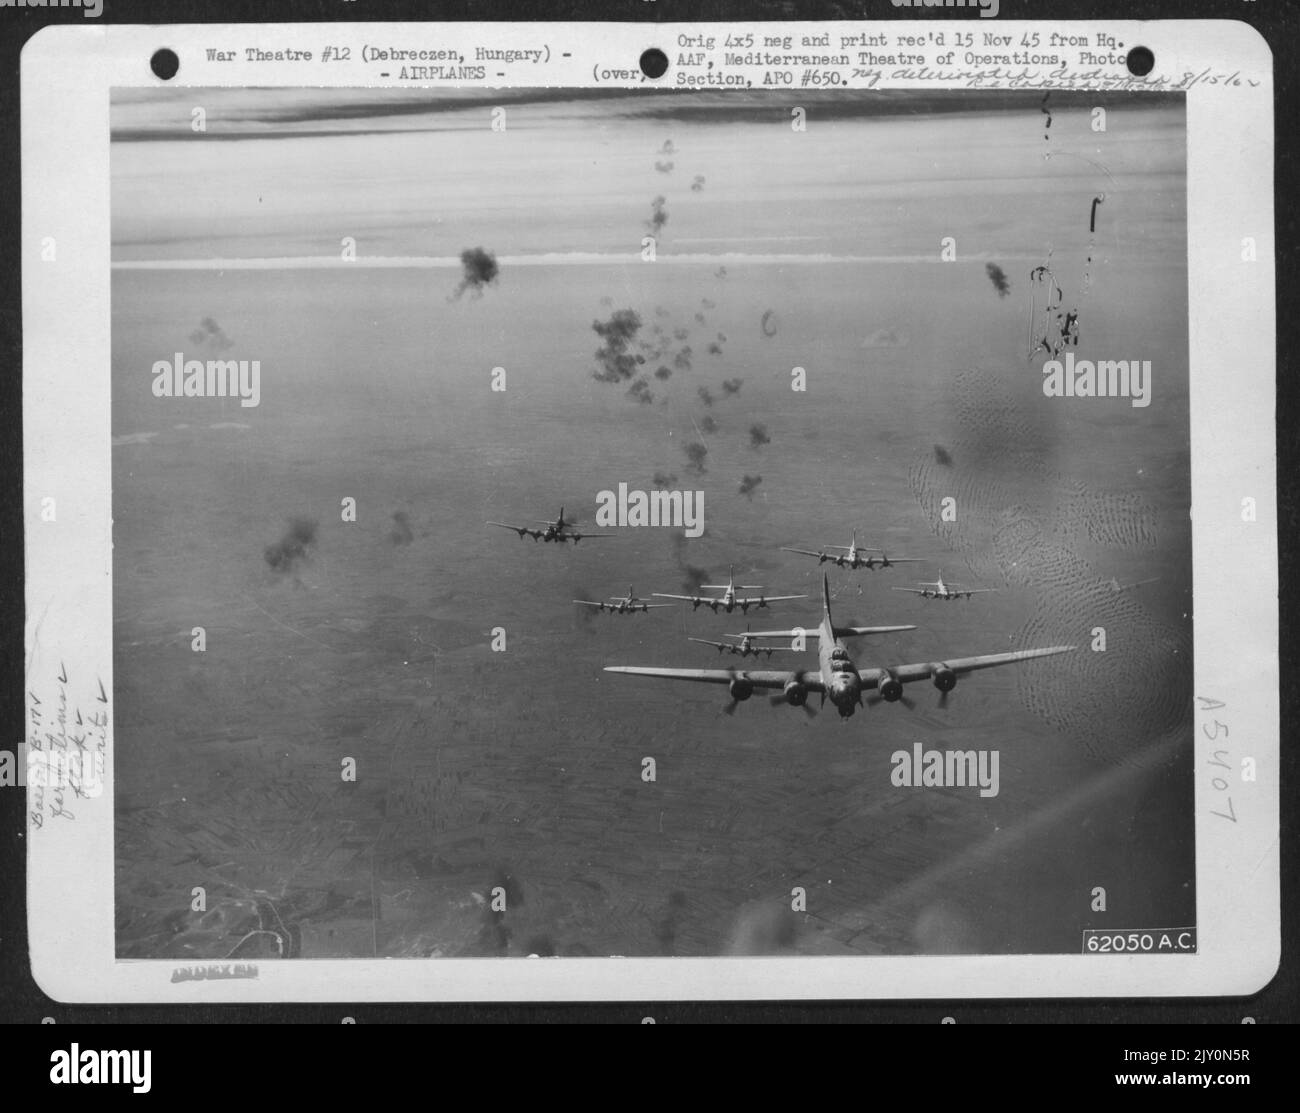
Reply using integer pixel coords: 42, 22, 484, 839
111, 89, 1184, 264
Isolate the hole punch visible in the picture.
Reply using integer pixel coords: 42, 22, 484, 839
1125, 46, 1154, 77
150, 48, 179, 81
639, 48, 668, 80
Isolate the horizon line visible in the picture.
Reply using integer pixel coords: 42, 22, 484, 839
111, 250, 1046, 271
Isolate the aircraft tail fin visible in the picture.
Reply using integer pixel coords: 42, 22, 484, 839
822, 573, 834, 626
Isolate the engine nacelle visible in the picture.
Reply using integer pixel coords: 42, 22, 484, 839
879, 673, 904, 702
729, 678, 755, 702
930, 665, 957, 693
782, 680, 808, 706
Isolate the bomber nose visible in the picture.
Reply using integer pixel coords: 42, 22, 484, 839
829, 675, 860, 714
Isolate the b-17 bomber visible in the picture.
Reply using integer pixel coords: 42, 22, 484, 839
488, 505, 615, 545
689, 630, 799, 659
574, 587, 674, 614
652, 564, 805, 614
782, 529, 922, 570
892, 572, 998, 601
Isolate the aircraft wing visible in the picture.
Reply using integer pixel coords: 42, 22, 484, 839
604, 666, 823, 691
735, 594, 807, 605
857, 645, 1074, 688
876, 557, 924, 564
651, 592, 705, 603
488, 521, 541, 539
961, 588, 998, 595
780, 547, 827, 558
735, 624, 915, 640
566, 532, 615, 540
728, 628, 820, 640
689, 638, 795, 651
889, 586, 931, 595
574, 599, 604, 607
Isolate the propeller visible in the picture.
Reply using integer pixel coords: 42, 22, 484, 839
768, 693, 817, 718
866, 691, 918, 710
723, 697, 739, 716
937, 689, 950, 710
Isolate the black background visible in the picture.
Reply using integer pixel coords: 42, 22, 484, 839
0, 0, 1293, 1033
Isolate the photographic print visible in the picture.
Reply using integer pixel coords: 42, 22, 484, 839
107, 84, 1195, 962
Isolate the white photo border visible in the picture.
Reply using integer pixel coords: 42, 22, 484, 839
21, 19, 1277, 1002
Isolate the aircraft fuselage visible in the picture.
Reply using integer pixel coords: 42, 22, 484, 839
700, 591, 757, 613
820, 550, 887, 570
817, 617, 863, 718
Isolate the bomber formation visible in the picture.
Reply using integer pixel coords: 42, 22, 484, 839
489, 506, 1073, 720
